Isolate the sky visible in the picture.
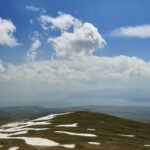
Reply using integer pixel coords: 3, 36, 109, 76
0, 0, 150, 107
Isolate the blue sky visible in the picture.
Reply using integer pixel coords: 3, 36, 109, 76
1, 0, 150, 63
0, 0, 150, 107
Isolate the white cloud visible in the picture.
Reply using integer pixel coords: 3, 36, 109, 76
30, 39, 41, 51
40, 12, 106, 59
0, 60, 4, 72
110, 25, 150, 38
26, 40, 41, 63
1, 12, 150, 106
0, 55, 148, 85
26, 5, 46, 14
26, 6, 40, 12
0, 17, 19, 47
29, 31, 41, 40
1, 55, 150, 106
40, 12, 82, 31
48, 23, 106, 59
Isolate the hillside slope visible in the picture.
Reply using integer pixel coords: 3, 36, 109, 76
0, 111, 150, 150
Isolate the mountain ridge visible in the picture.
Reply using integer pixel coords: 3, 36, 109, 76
0, 105, 150, 125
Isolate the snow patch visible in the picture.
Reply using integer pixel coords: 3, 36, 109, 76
54, 131, 97, 137
144, 144, 150, 147
56, 123, 78, 127
1, 112, 72, 129
1, 121, 50, 131
0, 135, 74, 148
0, 112, 72, 134
8, 147, 19, 150
0, 130, 28, 138
0, 112, 74, 148
120, 134, 135, 138
86, 129, 95, 131
61, 144, 75, 148
19, 137, 59, 146
88, 142, 100, 145
33, 112, 72, 121
0, 127, 49, 133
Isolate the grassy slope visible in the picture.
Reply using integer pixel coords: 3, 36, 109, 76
0, 111, 150, 150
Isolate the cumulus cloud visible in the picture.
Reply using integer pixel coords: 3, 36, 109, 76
0, 17, 19, 47
42, 12, 106, 59
26, 39, 41, 63
40, 12, 82, 31
48, 23, 106, 59
110, 25, 150, 38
